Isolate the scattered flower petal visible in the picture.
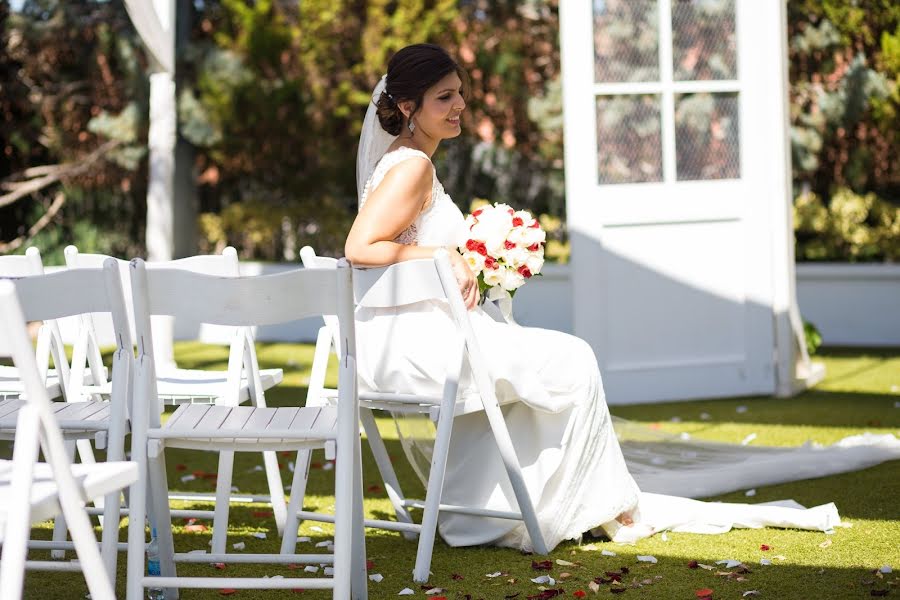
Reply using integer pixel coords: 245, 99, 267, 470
555, 559, 576, 566
760, 559, 772, 566
252, 511, 273, 518
819, 539, 832, 548
398, 588, 414, 596
602, 550, 617, 557
688, 561, 699, 569
637, 555, 658, 564
588, 581, 600, 593
220, 589, 237, 596
879, 565, 892, 574
742, 592, 761, 597
760, 544, 771, 551
745, 489, 757, 497
696, 589, 714, 598
741, 433, 757, 446
253, 532, 267, 540
180, 474, 197, 483
532, 560, 553, 571
486, 572, 504, 578
451, 574, 464, 580
573, 591, 586, 598
700, 412, 711, 420
369, 574, 383, 583
232, 542, 245, 551
424, 588, 444, 595
736, 405, 748, 413
296, 536, 311, 543
661, 532, 669, 542
717, 560, 742, 569
530, 575, 556, 585
303, 566, 318, 573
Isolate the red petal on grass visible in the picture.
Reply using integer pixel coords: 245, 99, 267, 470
184, 524, 208, 533
292, 589, 305, 593
366, 485, 383, 493
451, 573, 464, 580
310, 462, 322, 469
366, 560, 375, 570
760, 544, 771, 551
251, 511, 273, 518
696, 589, 714, 598
213, 563, 226, 570
620, 566, 630, 574
688, 561, 699, 569
531, 560, 553, 571
192, 470, 205, 477
220, 589, 237, 595
175, 464, 187, 471
574, 591, 587, 598
280, 451, 293, 457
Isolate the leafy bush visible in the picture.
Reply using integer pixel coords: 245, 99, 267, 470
794, 187, 900, 262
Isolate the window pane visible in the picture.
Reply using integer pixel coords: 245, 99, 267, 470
675, 92, 740, 180
596, 95, 663, 184
594, 0, 659, 83
672, 0, 737, 81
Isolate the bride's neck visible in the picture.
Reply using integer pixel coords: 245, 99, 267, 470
394, 132, 438, 157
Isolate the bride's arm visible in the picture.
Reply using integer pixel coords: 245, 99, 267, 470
345, 157, 435, 267
345, 157, 479, 309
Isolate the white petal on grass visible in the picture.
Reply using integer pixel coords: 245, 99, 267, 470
485, 572, 504, 578
745, 488, 757, 497
760, 558, 772, 565
717, 559, 742, 569
232, 542, 245, 550
296, 536, 311, 543
736, 405, 748, 413
180, 474, 196, 483
531, 575, 556, 585
369, 574, 384, 582
700, 412, 711, 420
252, 532, 267, 540
601, 549, 617, 556
424, 589, 444, 595
398, 588, 414, 595
637, 555, 658, 564
315, 540, 334, 548
304, 566, 318, 573
741, 433, 758, 446
880, 565, 893, 574
742, 591, 761, 597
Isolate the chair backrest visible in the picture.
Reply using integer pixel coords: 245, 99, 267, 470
129, 259, 357, 419
300, 246, 505, 417
0, 247, 71, 394
64, 246, 242, 369
10, 261, 136, 418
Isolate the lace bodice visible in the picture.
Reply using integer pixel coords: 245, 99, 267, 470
359, 146, 468, 247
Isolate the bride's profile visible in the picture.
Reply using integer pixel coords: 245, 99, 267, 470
344, 43, 899, 551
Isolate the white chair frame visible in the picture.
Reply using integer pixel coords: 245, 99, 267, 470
64, 245, 288, 552
293, 247, 547, 583
126, 259, 366, 600
0, 267, 137, 599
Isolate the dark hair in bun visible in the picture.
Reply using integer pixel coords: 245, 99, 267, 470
375, 43, 469, 136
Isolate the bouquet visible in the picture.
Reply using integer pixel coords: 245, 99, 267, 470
458, 202, 546, 300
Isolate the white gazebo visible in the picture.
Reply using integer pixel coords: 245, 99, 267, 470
558, 0, 822, 404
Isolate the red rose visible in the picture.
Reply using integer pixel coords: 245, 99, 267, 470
484, 256, 498, 269
504, 240, 516, 250
476, 242, 487, 256
512, 217, 524, 227
466, 239, 478, 251
527, 243, 540, 251
518, 265, 532, 278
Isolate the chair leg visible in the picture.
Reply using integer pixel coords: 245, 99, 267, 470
411, 401, 455, 583
280, 448, 312, 554
126, 452, 148, 600
262, 449, 287, 535
350, 432, 369, 600
99, 488, 122, 582
75, 438, 106, 525
358, 408, 417, 539
332, 437, 355, 599
49, 440, 77, 559
147, 449, 180, 600
210, 450, 236, 555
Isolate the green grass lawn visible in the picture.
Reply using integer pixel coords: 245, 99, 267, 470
20, 345, 900, 599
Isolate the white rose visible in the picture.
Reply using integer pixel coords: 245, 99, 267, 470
483, 268, 504, 288
463, 251, 486, 275
525, 251, 544, 276
503, 247, 530, 269
523, 226, 547, 246
499, 267, 526, 291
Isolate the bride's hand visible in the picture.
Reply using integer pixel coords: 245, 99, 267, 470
449, 251, 479, 310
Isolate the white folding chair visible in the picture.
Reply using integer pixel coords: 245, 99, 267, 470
65, 245, 288, 551
0, 275, 137, 600
126, 258, 366, 600
0, 248, 69, 402
294, 247, 547, 582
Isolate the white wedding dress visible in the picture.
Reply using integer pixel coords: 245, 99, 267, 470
355, 146, 900, 551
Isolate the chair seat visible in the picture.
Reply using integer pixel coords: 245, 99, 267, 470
0, 398, 110, 432
0, 365, 110, 401
84, 367, 284, 405
0, 459, 138, 541
155, 404, 338, 450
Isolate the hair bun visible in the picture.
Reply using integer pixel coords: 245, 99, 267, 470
375, 90, 403, 136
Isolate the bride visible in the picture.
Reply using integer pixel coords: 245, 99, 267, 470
344, 43, 898, 551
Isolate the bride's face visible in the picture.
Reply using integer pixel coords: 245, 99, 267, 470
411, 71, 466, 140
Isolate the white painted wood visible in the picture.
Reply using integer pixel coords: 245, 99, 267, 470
0, 281, 137, 600
299, 246, 547, 584
560, 0, 791, 403
126, 258, 365, 599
